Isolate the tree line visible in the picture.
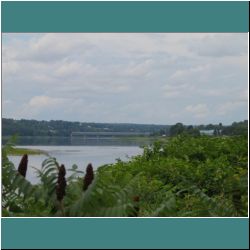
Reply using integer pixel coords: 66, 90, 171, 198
169, 120, 248, 137
2, 118, 170, 137
2, 118, 247, 137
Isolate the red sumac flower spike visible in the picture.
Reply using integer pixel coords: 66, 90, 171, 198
56, 164, 67, 201
18, 154, 28, 178
83, 163, 94, 191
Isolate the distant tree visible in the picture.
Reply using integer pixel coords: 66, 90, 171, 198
206, 124, 215, 130
170, 123, 185, 136
197, 124, 205, 130
221, 120, 248, 136
186, 126, 200, 136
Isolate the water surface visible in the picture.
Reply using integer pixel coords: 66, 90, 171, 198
9, 145, 143, 184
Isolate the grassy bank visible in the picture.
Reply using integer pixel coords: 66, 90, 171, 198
6, 147, 48, 156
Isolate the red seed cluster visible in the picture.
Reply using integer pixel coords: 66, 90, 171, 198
18, 154, 28, 178
133, 196, 140, 202
83, 163, 94, 191
56, 164, 67, 201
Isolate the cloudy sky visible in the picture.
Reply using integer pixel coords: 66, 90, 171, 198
2, 33, 248, 125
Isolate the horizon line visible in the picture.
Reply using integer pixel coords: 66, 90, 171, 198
2, 117, 248, 127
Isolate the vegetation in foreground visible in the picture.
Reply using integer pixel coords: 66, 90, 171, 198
2, 135, 248, 217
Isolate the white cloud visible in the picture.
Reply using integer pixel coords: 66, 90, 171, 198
162, 83, 189, 98
54, 61, 83, 77
121, 59, 154, 77
185, 104, 209, 118
2, 61, 20, 77
28, 95, 66, 109
169, 65, 210, 81
217, 101, 246, 116
2, 33, 248, 124
189, 34, 248, 57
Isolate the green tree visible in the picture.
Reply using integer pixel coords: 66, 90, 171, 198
170, 123, 185, 136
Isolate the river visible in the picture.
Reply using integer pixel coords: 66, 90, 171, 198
7, 141, 149, 184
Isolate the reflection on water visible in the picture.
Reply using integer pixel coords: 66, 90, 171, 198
2, 136, 156, 147
4, 136, 155, 184
9, 145, 144, 184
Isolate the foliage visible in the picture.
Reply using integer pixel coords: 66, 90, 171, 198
170, 123, 200, 137
2, 135, 248, 217
221, 120, 248, 136
2, 118, 169, 137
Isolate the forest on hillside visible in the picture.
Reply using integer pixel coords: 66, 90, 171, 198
2, 118, 170, 136
2, 118, 248, 137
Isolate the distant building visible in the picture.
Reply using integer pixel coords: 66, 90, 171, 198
200, 129, 214, 136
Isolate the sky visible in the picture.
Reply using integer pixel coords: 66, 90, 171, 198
2, 33, 248, 125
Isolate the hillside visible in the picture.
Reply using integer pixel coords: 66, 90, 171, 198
2, 118, 170, 137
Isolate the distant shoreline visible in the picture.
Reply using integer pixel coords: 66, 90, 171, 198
6, 147, 48, 156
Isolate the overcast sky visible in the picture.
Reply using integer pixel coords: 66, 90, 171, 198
2, 33, 248, 125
